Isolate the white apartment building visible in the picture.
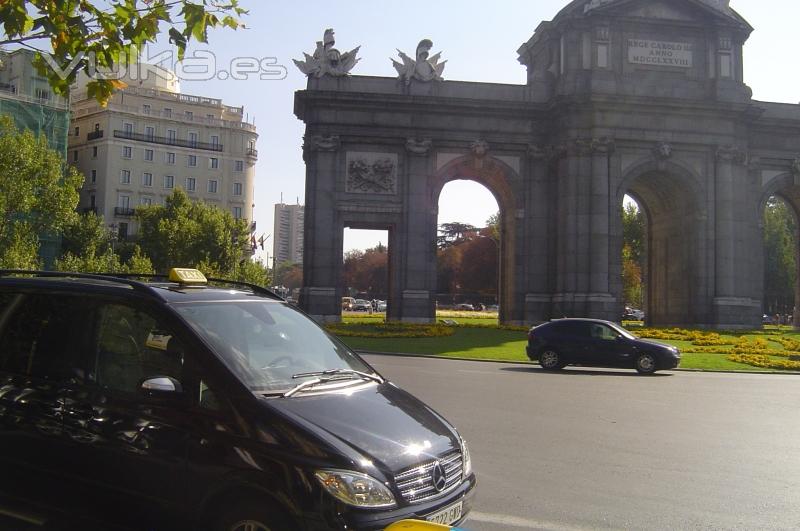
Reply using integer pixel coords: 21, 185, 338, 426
273, 203, 304, 265
68, 67, 257, 240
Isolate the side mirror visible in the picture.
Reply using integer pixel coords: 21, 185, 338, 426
140, 376, 183, 395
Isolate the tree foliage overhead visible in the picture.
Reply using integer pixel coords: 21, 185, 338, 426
0, 0, 247, 103
0, 115, 83, 268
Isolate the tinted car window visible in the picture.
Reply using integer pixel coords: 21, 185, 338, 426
0, 293, 90, 381
93, 303, 184, 393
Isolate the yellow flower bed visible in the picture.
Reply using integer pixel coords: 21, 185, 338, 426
727, 354, 800, 371
325, 322, 456, 338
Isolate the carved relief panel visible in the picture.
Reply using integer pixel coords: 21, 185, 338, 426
345, 152, 399, 195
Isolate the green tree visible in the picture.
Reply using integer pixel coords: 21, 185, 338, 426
60, 211, 112, 257
54, 245, 154, 274
763, 197, 796, 315
135, 188, 253, 277
621, 201, 645, 307
437, 222, 477, 249
0, 0, 247, 104
0, 116, 83, 268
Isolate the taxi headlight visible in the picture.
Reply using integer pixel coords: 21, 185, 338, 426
461, 437, 472, 477
314, 469, 396, 508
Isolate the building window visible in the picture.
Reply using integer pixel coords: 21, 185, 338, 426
207, 179, 218, 193
167, 129, 177, 144
209, 157, 219, 169
92, 146, 97, 158
141, 197, 152, 206
118, 222, 128, 240
143, 104, 151, 114
144, 149, 154, 161
166, 152, 175, 165
142, 172, 153, 187
232, 206, 242, 219
188, 155, 197, 167
186, 177, 196, 192
94, 123, 100, 132
235, 160, 244, 172
118, 194, 131, 209
189, 132, 198, 147
90, 194, 96, 208
207, 114, 215, 120
74, 126, 80, 137
35, 88, 50, 101
164, 175, 174, 189
164, 108, 172, 117
211, 135, 220, 148
185, 111, 194, 120
72, 150, 78, 162
123, 122, 134, 134
145, 126, 155, 140
122, 146, 132, 159
233, 182, 243, 196
120, 170, 131, 184
91, 169, 97, 183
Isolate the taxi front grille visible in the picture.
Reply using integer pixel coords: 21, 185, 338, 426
393, 450, 463, 504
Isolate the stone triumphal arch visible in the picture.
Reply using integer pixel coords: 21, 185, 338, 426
294, 0, 800, 328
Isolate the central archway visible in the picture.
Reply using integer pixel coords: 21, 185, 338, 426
431, 155, 521, 323
615, 161, 707, 327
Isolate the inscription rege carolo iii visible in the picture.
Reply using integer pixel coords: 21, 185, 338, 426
627, 39, 693, 68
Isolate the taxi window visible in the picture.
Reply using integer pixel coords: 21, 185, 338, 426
0, 293, 91, 381
92, 303, 184, 394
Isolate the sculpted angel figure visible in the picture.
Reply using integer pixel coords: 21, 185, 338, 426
392, 39, 446, 84
294, 29, 361, 78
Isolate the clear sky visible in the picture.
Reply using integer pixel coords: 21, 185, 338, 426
168, 0, 800, 258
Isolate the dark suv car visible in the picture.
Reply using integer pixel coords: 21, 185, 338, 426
0, 270, 475, 530
526, 318, 680, 374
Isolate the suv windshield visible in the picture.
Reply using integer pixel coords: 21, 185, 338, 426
172, 300, 374, 393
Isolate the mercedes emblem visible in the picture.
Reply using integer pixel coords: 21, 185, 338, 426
431, 460, 447, 492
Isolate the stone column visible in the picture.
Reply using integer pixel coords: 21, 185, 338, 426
398, 138, 436, 323
524, 144, 554, 323
713, 145, 756, 327
588, 138, 616, 319
299, 134, 343, 323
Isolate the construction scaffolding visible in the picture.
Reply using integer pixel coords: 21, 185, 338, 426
0, 91, 70, 156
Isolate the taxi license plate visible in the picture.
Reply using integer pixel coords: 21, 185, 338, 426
426, 500, 463, 525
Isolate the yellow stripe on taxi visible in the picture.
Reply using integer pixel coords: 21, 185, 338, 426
386, 520, 463, 531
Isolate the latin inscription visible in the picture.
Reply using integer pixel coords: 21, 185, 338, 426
628, 39, 693, 68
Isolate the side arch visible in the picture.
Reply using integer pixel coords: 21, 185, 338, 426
430, 155, 524, 323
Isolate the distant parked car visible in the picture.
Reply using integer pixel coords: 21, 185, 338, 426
377, 300, 387, 312
527, 318, 680, 374
353, 299, 372, 312
454, 303, 474, 311
342, 296, 355, 311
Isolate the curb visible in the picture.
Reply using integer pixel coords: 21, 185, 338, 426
355, 350, 800, 375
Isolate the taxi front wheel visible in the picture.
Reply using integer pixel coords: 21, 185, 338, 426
215, 500, 294, 531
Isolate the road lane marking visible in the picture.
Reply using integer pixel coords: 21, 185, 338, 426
468, 511, 589, 530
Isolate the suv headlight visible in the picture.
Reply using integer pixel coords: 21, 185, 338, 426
314, 469, 396, 508
461, 437, 472, 477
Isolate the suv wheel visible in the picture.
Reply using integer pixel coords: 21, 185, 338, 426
539, 349, 564, 370
215, 500, 292, 531
635, 353, 657, 374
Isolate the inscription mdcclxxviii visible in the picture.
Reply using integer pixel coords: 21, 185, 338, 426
628, 39, 693, 68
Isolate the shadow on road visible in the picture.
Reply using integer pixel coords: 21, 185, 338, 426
500, 366, 674, 377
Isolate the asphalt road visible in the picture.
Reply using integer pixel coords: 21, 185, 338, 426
363, 355, 800, 531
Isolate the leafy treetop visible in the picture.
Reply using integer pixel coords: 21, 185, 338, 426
0, 0, 247, 104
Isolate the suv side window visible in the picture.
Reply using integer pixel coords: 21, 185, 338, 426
0, 293, 90, 381
93, 303, 184, 394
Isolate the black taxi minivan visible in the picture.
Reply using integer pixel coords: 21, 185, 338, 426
0, 270, 475, 530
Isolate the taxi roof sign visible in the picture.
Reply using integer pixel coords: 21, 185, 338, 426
168, 268, 208, 285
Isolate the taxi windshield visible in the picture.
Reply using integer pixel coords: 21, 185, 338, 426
172, 300, 373, 393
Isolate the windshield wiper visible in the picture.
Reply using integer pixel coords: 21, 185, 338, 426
282, 369, 384, 398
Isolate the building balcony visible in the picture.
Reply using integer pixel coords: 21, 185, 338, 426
87, 130, 104, 141
246, 147, 258, 159
113, 129, 223, 152
114, 207, 136, 217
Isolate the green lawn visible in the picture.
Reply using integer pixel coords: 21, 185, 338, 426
333, 315, 800, 372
